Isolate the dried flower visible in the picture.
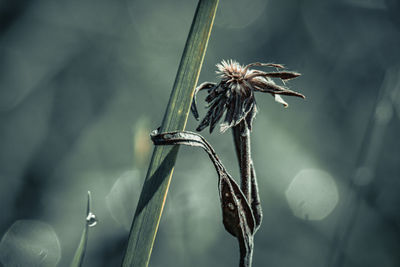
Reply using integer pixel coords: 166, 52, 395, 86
191, 60, 305, 133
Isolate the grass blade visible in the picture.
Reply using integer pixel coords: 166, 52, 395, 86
122, 0, 219, 266
70, 191, 97, 267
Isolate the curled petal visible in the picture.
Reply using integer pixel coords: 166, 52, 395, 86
253, 79, 305, 99
209, 98, 226, 133
247, 71, 301, 81
232, 93, 243, 125
196, 113, 211, 132
191, 82, 217, 120
241, 92, 256, 130
221, 94, 235, 132
150, 129, 256, 236
243, 62, 285, 73
205, 83, 224, 103
197, 93, 226, 132
243, 96, 254, 115
245, 104, 258, 131
274, 94, 289, 107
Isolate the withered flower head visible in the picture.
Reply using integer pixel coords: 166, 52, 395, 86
191, 60, 305, 133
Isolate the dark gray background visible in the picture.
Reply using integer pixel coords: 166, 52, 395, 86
0, 0, 399, 266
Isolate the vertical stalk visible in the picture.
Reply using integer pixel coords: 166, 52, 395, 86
232, 121, 262, 229
239, 234, 254, 267
70, 191, 97, 267
122, 1, 218, 266
249, 162, 262, 229
232, 121, 257, 267
232, 121, 252, 201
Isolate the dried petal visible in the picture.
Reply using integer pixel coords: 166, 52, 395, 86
209, 99, 226, 133
150, 129, 256, 236
196, 113, 211, 132
205, 88, 221, 103
253, 79, 305, 98
219, 174, 255, 237
274, 94, 288, 107
191, 82, 217, 120
243, 62, 285, 73
247, 71, 301, 81
221, 94, 235, 132
245, 104, 257, 131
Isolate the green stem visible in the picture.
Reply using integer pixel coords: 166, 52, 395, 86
122, 1, 218, 266
70, 191, 97, 267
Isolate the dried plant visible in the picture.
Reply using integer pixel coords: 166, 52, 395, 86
151, 129, 256, 267
191, 60, 305, 133
152, 60, 305, 267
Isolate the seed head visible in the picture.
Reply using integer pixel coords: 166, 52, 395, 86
191, 60, 305, 133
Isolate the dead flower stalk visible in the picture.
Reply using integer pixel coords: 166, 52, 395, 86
153, 60, 305, 267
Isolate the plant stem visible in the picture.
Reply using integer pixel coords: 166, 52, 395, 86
122, 1, 218, 266
239, 233, 254, 267
232, 121, 258, 267
232, 121, 252, 201
71, 191, 97, 267
249, 161, 262, 229
232, 121, 262, 229
150, 129, 256, 267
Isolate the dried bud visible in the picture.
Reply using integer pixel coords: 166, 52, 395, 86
191, 60, 305, 133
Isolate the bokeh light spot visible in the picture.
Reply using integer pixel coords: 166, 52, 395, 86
106, 170, 141, 231
0, 220, 61, 267
285, 169, 339, 221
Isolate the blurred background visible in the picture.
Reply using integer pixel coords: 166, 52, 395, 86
0, 0, 399, 266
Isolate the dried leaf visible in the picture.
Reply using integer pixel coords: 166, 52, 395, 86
151, 129, 257, 267
191, 82, 217, 120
